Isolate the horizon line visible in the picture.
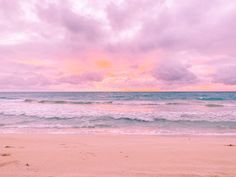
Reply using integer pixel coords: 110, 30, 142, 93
0, 91, 236, 93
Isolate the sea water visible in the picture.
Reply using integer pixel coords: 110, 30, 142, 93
0, 92, 236, 135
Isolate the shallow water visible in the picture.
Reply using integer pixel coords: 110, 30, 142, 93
0, 92, 236, 135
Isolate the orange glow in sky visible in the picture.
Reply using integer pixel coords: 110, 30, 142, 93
0, 0, 236, 91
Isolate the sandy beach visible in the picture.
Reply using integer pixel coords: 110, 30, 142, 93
0, 134, 235, 177
1, 0, 236, 175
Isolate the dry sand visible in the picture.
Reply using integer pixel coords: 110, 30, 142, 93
0, 134, 236, 177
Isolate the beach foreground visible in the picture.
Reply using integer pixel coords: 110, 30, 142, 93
0, 134, 236, 177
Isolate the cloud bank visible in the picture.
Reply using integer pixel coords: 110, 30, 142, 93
0, 0, 236, 91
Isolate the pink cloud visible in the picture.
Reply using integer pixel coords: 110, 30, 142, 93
0, 0, 236, 91
152, 58, 197, 84
213, 65, 236, 85
59, 72, 104, 85
36, 1, 104, 42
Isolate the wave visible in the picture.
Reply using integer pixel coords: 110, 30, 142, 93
21, 99, 236, 107
205, 104, 224, 107
1, 109, 236, 132
165, 102, 188, 105
0, 97, 9, 99
1, 110, 236, 123
0, 97, 17, 100
1, 116, 236, 130
24, 99, 161, 106
90, 116, 152, 123
24, 99, 113, 105
2, 124, 113, 129
23, 99, 192, 106
197, 97, 225, 101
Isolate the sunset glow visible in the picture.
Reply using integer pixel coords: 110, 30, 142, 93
0, 0, 236, 91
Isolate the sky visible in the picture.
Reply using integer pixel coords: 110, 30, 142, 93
0, 0, 236, 91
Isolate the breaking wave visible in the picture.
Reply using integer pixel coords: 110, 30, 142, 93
24, 99, 113, 105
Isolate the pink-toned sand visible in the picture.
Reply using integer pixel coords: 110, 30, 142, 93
0, 134, 236, 177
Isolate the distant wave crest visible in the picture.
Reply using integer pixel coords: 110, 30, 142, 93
205, 104, 224, 107
24, 99, 113, 105
197, 97, 225, 101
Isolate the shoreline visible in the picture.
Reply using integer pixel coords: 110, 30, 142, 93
1, 127, 236, 137
1, 133, 236, 177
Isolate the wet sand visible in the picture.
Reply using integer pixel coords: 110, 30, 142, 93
0, 134, 236, 177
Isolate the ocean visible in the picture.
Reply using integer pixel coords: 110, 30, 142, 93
1, 92, 236, 135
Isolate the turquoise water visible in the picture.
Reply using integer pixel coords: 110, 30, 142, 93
1, 92, 236, 101
0, 92, 236, 135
